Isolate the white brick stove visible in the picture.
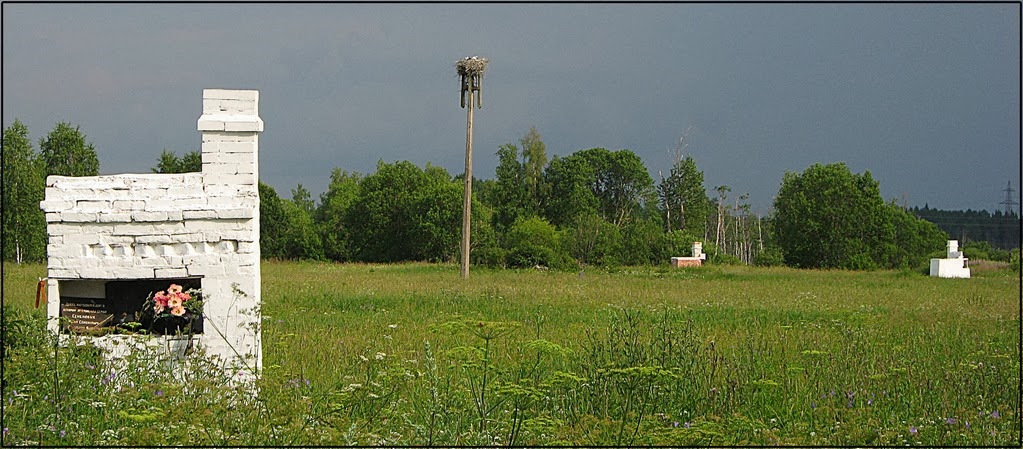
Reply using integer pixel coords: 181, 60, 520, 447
670, 242, 707, 268
40, 89, 263, 377
929, 240, 970, 279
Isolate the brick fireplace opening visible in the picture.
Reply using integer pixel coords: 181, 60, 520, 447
57, 277, 203, 335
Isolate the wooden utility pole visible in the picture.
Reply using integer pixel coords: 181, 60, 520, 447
456, 56, 487, 279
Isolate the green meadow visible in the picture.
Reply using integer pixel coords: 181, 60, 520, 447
2, 261, 1019, 446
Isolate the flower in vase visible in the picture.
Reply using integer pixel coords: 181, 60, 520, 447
168, 284, 183, 295
170, 305, 186, 317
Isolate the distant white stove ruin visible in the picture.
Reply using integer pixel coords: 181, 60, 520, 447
671, 241, 707, 268
40, 89, 264, 379
930, 240, 970, 279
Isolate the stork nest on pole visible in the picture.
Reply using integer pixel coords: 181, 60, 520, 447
456, 56, 489, 77
457, 56, 488, 108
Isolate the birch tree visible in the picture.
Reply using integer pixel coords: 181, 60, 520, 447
39, 122, 99, 177
2, 120, 46, 263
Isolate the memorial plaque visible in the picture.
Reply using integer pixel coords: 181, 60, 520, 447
60, 298, 115, 332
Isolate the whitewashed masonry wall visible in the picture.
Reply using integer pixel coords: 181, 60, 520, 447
40, 89, 263, 376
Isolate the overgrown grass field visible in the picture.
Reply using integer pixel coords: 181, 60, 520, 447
2, 261, 1019, 445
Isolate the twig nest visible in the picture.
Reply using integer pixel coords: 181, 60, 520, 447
456, 56, 489, 77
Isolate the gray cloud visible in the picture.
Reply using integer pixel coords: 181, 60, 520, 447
3, 3, 1018, 212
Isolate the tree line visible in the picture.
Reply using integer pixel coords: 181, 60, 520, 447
5, 121, 987, 271
910, 205, 1020, 252
253, 128, 777, 269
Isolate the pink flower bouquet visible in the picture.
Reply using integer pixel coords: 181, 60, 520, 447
144, 283, 203, 335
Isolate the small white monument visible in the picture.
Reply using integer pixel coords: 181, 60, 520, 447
929, 240, 970, 278
671, 242, 707, 267
39, 89, 263, 381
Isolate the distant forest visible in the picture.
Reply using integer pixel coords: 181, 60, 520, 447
911, 206, 1020, 251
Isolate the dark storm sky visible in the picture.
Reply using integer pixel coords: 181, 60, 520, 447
3, 3, 1019, 213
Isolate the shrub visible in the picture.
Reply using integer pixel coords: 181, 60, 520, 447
470, 202, 504, 267
657, 230, 703, 261
709, 252, 742, 266
772, 163, 893, 269
565, 213, 623, 268
620, 218, 663, 265
1, 302, 37, 359
753, 245, 784, 267
962, 240, 1010, 262
503, 216, 572, 269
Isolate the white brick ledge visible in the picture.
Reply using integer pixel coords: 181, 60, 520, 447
198, 114, 264, 132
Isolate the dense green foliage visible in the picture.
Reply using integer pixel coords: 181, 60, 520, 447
258, 181, 291, 259
503, 216, 570, 269
490, 128, 547, 231
2, 261, 1018, 445
960, 240, 1013, 263
887, 201, 952, 269
540, 155, 600, 229
545, 147, 655, 227
659, 155, 710, 234
774, 163, 890, 269
315, 169, 363, 261
345, 161, 465, 262
1, 120, 47, 263
151, 149, 201, 173
259, 181, 324, 261
3, 120, 101, 263
619, 218, 663, 265
773, 163, 948, 270
565, 212, 624, 267
39, 122, 99, 177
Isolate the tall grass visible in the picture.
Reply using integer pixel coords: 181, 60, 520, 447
2, 261, 1018, 445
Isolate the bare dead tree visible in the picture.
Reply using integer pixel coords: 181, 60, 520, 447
714, 185, 730, 252
670, 127, 692, 164
665, 127, 692, 233
757, 214, 764, 254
